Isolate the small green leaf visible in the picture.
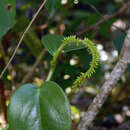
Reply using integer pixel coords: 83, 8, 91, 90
45, 0, 62, 17
45, 0, 59, 11
86, 13, 100, 27
0, 0, 16, 40
7, 81, 71, 130
42, 34, 64, 55
113, 32, 126, 53
45, 0, 57, 16
19, 28, 43, 58
42, 34, 85, 56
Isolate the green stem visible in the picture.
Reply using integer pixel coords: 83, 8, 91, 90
46, 65, 56, 81
46, 43, 66, 81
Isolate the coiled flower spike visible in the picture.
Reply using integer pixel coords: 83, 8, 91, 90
50, 36, 100, 89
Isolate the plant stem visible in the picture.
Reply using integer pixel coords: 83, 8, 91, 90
46, 65, 56, 81
46, 43, 66, 81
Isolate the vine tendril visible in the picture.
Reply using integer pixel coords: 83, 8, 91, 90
46, 36, 99, 89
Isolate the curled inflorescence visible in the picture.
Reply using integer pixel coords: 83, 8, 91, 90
53, 35, 99, 89
72, 38, 99, 88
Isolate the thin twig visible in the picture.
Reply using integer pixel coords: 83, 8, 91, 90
88, 3, 126, 34
0, 0, 47, 79
77, 1, 130, 36
77, 28, 130, 130
21, 49, 47, 84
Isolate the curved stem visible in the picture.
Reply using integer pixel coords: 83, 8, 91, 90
46, 43, 66, 81
46, 65, 56, 81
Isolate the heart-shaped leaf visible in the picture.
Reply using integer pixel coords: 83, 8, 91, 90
42, 34, 85, 56
0, 0, 16, 40
7, 81, 71, 130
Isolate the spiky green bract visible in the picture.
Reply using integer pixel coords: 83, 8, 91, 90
72, 38, 99, 88
47, 36, 99, 88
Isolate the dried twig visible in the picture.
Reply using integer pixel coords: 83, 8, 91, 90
77, 1, 130, 36
77, 28, 130, 130
0, 0, 47, 79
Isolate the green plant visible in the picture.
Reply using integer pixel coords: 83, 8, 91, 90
0, 1, 100, 130
45, 35, 99, 88
6, 35, 99, 130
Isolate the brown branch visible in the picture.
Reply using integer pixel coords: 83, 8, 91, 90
77, 1, 130, 36
0, 0, 47, 79
77, 28, 130, 130
21, 49, 47, 84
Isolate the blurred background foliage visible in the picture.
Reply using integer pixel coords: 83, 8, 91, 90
0, 0, 130, 129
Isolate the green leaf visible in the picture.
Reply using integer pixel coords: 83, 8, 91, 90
0, 0, 16, 40
45, 0, 62, 17
86, 13, 100, 27
45, 0, 58, 11
126, 66, 130, 75
45, 0, 57, 16
113, 32, 126, 53
7, 81, 71, 130
42, 34, 64, 55
107, 3, 116, 15
42, 34, 85, 56
19, 28, 43, 58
